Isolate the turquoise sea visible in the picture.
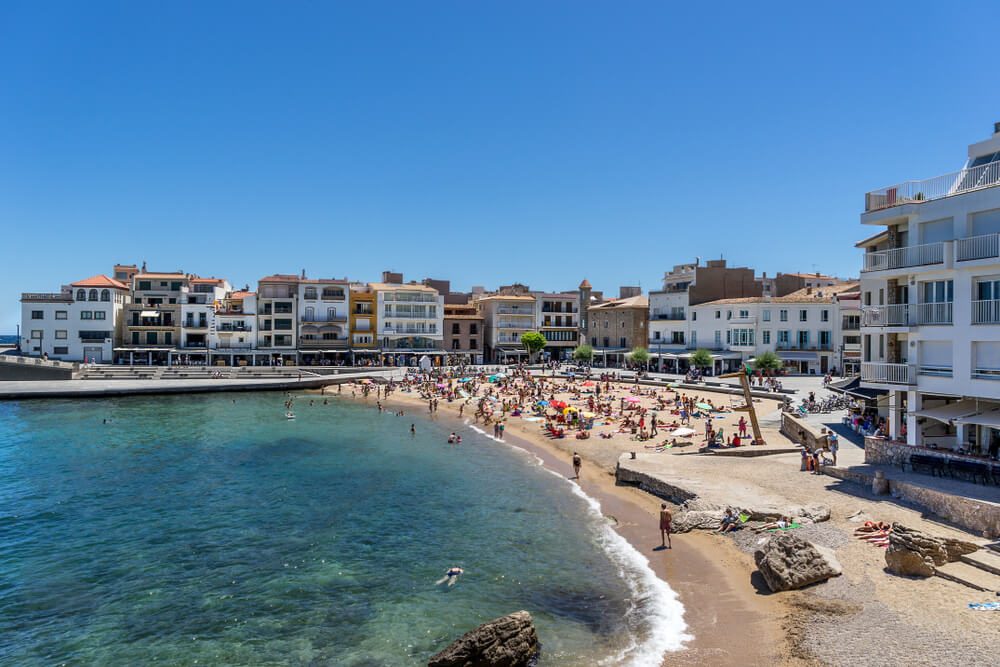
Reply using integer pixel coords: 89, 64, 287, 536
0, 393, 686, 666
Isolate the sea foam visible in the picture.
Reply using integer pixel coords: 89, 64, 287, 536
465, 421, 691, 666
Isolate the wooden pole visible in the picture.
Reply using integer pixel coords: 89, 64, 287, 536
719, 368, 765, 445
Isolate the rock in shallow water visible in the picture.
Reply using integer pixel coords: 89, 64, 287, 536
428, 610, 539, 667
753, 532, 842, 592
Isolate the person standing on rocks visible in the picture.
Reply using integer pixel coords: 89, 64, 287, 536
572, 452, 582, 480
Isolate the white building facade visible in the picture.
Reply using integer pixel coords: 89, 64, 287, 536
859, 124, 1000, 455
374, 282, 444, 362
20, 275, 129, 363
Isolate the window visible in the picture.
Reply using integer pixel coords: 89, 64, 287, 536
819, 330, 832, 349
591, 337, 597, 346
452, 339, 461, 350
94, 311, 106, 320
170, 281, 182, 291
779, 309, 788, 322
53, 346, 69, 355
89, 289, 98, 301
164, 332, 173, 345
692, 312, 697, 321
732, 328, 754, 346
55, 330, 67, 339
762, 309, 771, 322
31, 310, 43, 319
799, 309, 808, 322
132, 332, 140, 344
470, 339, 477, 349
671, 331, 685, 345
726, 330, 731, 344
100, 289, 110, 302
30, 329, 42, 339
762, 330, 771, 344
921, 280, 954, 303
452, 322, 460, 334
620, 337, 627, 347
778, 330, 790, 346
138, 281, 151, 290
146, 332, 157, 345
327, 308, 337, 320
654, 331, 661, 340
81, 311, 93, 320
602, 337, 610, 347
715, 310, 721, 319
739, 310, 749, 319
304, 307, 315, 321
274, 318, 293, 330
76, 289, 87, 300
977, 279, 1000, 301
798, 330, 810, 347
821, 309, 829, 322
304, 287, 318, 300
470, 323, 478, 334
56, 310, 67, 320
715, 330, 722, 347
727, 310, 732, 320
690, 331, 697, 347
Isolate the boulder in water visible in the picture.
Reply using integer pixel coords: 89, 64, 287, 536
428, 610, 539, 667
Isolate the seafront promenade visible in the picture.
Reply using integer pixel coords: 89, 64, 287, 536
0, 368, 407, 399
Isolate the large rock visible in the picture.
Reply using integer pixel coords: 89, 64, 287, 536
428, 610, 539, 667
884, 523, 980, 577
672, 509, 728, 533
754, 532, 842, 592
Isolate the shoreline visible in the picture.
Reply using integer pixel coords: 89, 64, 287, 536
336, 386, 795, 667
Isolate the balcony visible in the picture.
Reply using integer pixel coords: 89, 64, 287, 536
651, 311, 686, 321
912, 302, 952, 325
956, 233, 1000, 262
21, 292, 72, 302
382, 327, 438, 336
300, 314, 349, 323
861, 362, 914, 385
972, 300, 1000, 324
184, 321, 209, 329
864, 160, 1000, 212
218, 324, 252, 332
299, 337, 348, 348
861, 242, 944, 273
384, 312, 434, 319
497, 321, 531, 329
384, 294, 437, 303
213, 342, 253, 350
861, 303, 952, 326
496, 307, 533, 315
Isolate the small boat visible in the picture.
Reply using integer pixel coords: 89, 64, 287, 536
285, 412, 296, 420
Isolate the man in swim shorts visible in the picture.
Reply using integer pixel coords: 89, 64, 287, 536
659, 504, 672, 548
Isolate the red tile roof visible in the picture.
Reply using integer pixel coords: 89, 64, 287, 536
71, 275, 129, 290
259, 274, 300, 282
229, 290, 255, 299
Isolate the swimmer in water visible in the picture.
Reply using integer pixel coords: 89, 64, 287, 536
410, 424, 415, 436
436, 566, 464, 587
448, 432, 457, 443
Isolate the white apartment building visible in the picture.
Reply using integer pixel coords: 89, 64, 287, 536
648, 263, 695, 357
835, 287, 861, 375
210, 290, 257, 365
477, 294, 536, 362
297, 279, 350, 364
20, 275, 130, 362
373, 282, 444, 361
859, 123, 1000, 456
685, 284, 856, 376
534, 292, 579, 360
256, 274, 299, 364
177, 277, 231, 363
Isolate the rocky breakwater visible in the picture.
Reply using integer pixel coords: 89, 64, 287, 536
672, 499, 831, 533
428, 611, 539, 667
754, 532, 843, 592
884, 523, 979, 577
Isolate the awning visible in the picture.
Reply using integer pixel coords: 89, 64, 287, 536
139, 310, 159, 318
912, 399, 980, 423
713, 351, 743, 359
828, 377, 885, 402
778, 351, 818, 361
956, 409, 1000, 428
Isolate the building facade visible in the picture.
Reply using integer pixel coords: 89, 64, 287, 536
477, 293, 536, 362
256, 274, 299, 364
297, 279, 350, 365
373, 281, 444, 363
443, 300, 484, 364
119, 271, 188, 365
859, 123, 1000, 453
587, 294, 649, 365
20, 275, 129, 362
534, 292, 579, 361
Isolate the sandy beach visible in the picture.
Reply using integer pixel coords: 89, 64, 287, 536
323, 370, 1000, 666
328, 375, 798, 666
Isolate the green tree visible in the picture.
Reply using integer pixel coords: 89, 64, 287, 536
752, 350, 782, 373
572, 344, 594, 363
520, 331, 547, 363
628, 346, 650, 369
690, 348, 714, 370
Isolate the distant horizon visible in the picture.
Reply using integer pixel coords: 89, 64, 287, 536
3, 1, 998, 332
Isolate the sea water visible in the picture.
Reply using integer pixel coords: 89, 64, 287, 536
0, 392, 686, 665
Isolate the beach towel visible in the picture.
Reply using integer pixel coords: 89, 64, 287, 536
768, 523, 802, 531
968, 602, 1000, 610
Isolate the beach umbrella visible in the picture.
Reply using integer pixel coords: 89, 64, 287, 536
494, 372, 507, 379
581, 381, 595, 387
458, 377, 472, 383
536, 400, 549, 406
582, 411, 597, 419
625, 397, 641, 404
436, 383, 448, 388
670, 427, 697, 437
564, 406, 579, 413
550, 400, 567, 410
695, 402, 713, 411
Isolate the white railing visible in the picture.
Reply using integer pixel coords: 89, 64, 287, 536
861, 362, 913, 385
861, 304, 910, 327
972, 299, 1000, 324
912, 302, 952, 325
865, 159, 1000, 212
972, 367, 1000, 381
862, 242, 944, 272
955, 233, 1000, 262
496, 307, 533, 315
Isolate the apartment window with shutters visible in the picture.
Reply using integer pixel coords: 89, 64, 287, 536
799, 309, 808, 322
779, 309, 788, 322
762, 309, 771, 322
821, 309, 829, 322
55, 330, 67, 339
31, 310, 43, 319
55, 311, 67, 320
762, 330, 771, 345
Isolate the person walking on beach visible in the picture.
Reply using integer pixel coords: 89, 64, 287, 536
828, 430, 839, 466
498, 421, 505, 440
572, 452, 582, 480
659, 504, 672, 549
738, 416, 748, 438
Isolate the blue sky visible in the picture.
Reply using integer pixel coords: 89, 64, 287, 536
2, 1, 999, 332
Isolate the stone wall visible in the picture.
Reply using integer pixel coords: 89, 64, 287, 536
0, 357, 75, 381
864, 436, 911, 466
615, 463, 700, 505
780, 412, 824, 449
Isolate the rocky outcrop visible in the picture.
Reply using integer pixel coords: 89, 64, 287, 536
672, 509, 728, 533
428, 610, 539, 667
754, 532, 842, 592
884, 523, 980, 577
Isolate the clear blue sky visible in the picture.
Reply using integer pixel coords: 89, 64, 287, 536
3, 1, 999, 332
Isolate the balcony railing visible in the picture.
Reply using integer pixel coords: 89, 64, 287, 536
972, 299, 1000, 324
21, 292, 72, 302
861, 242, 944, 272
973, 367, 1000, 381
955, 232, 1000, 262
384, 294, 437, 303
218, 324, 252, 332
912, 302, 952, 325
299, 338, 348, 348
497, 321, 530, 329
861, 362, 914, 385
651, 312, 686, 321
300, 314, 349, 323
865, 159, 1000, 212
496, 307, 533, 315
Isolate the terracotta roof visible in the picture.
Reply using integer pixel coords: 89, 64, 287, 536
369, 282, 438, 292
475, 294, 535, 302
228, 290, 255, 299
590, 295, 648, 309
780, 272, 838, 280
190, 277, 225, 285
703, 282, 860, 305
299, 278, 349, 284
579, 279, 592, 289
71, 275, 129, 289
136, 272, 187, 280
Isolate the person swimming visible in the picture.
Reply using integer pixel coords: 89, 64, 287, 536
448, 432, 457, 443
436, 566, 464, 587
